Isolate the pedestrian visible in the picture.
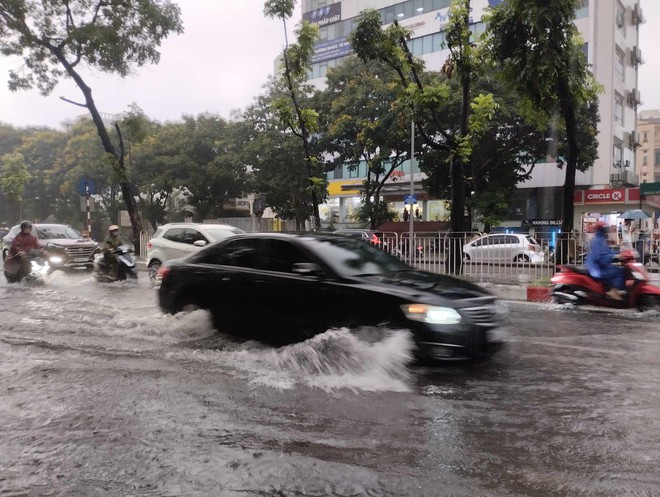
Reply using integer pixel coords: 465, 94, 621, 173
403, 208, 409, 222
621, 219, 634, 249
414, 207, 420, 221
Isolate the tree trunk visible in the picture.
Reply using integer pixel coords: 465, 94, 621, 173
54, 50, 143, 253
558, 82, 579, 264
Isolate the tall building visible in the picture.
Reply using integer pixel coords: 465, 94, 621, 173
636, 110, 660, 184
303, 0, 656, 229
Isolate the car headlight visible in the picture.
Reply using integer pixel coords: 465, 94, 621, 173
401, 304, 462, 324
49, 256, 63, 264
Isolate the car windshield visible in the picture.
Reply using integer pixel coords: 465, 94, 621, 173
303, 236, 410, 278
36, 225, 82, 239
204, 227, 245, 240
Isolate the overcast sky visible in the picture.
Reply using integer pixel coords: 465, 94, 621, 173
0, 1, 659, 130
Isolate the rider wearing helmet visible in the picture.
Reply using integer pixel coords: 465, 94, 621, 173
8, 221, 41, 257
102, 225, 124, 278
585, 221, 625, 300
7, 221, 42, 278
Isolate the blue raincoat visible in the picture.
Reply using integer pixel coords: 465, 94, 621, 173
585, 230, 625, 290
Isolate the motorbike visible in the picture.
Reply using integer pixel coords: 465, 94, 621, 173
93, 245, 138, 282
3, 249, 50, 284
550, 249, 660, 311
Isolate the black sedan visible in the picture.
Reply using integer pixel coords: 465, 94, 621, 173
155, 232, 507, 361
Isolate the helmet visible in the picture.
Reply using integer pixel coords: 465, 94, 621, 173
589, 221, 607, 234
20, 220, 32, 231
108, 225, 119, 233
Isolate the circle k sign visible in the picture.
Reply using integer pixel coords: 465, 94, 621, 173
584, 188, 625, 204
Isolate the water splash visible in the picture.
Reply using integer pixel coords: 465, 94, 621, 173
225, 327, 415, 393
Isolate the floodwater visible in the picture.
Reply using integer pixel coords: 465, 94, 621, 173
1, 271, 659, 496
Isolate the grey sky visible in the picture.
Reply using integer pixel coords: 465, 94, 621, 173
0, 1, 658, 129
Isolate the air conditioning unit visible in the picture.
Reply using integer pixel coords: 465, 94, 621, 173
624, 160, 631, 169
613, 160, 623, 169
632, 3, 644, 26
623, 170, 639, 186
634, 89, 642, 106
630, 46, 644, 65
625, 90, 634, 107
610, 173, 623, 184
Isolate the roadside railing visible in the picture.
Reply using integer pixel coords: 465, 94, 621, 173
375, 232, 592, 286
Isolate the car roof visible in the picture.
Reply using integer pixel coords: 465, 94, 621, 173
159, 223, 241, 230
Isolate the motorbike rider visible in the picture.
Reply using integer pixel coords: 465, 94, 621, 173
7, 220, 43, 277
585, 221, 625, 300
102, 225, 124, 278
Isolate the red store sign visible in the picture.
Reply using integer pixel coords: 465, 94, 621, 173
574, 188, 639, 205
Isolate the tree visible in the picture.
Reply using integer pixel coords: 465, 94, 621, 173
349, 1, 498, 272
0, 0, 184, 250
487, 0, 600, 252
0, 152, 31, 223
320, 58, 411, 228
264, 0, 324, 230
16, 128, 68, 223
241, 83, 324, 229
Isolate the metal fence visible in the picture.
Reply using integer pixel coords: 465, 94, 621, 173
136, 228, 658, 285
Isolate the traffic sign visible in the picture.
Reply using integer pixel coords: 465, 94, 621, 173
78, 177, 96, 196
404, 195, 417, 205
640, 182, 660, 196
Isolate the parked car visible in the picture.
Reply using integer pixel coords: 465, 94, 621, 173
155, 232, 508, 362
1, 223, 99, 271
463, 233, 545, 264
332, 228, 395, 253
146, 222, 245, 279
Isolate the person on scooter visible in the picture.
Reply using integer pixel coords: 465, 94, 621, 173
7, 220, 43, 279
585, 221, 625, 300
102, 225, 124, 278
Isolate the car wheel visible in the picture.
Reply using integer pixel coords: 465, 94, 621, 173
147, 260, 161, 280
463, 253, 471, 262
514, 254, 530, 263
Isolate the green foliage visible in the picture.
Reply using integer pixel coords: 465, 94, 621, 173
0, 152, 31, 202
487, 0, 600, 232
0, 0, 184, 95
263, 0, 296, 20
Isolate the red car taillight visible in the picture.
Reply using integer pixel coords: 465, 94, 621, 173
147, 242, 153, 249
157, 266, 170, 280
528, 244, 537, 252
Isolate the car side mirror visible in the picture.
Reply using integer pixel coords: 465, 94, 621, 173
292, 262, 323, 276
193, 240, 207, 247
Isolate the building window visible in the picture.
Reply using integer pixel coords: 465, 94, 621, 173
615, 47, 625, 82
643, 155, 648, 166
613, 138, 623, 167
576, 0, 589, 19
655, 149, 660, 166
643, 131, 648, 142
616, 2, 626, 35
614, 93, 624, 125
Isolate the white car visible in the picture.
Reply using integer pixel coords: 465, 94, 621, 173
146, 223, 245, 279
462, 233, 545, 264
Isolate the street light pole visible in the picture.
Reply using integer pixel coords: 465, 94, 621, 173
409, 120, 415, 260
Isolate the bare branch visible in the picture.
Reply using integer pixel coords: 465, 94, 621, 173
59, 95, 87, 108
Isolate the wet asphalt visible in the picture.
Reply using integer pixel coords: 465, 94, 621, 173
1, 271, 659, 496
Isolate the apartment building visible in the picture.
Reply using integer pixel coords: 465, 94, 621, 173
636, 110, 660, 184
303, 0, 656, 230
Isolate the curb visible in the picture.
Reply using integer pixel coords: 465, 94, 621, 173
526, 286, 552, 303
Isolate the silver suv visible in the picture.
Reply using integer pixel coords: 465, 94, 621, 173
146, 223, 245, 279
462, 233, 545, 264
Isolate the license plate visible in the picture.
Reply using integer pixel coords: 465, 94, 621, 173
73, 257, 89, 263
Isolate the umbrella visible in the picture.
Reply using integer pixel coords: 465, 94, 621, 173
618, 209, 650, 219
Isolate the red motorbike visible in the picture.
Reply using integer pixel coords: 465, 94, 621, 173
551, 250, 660, 311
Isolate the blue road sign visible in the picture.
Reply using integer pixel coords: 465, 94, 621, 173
78, 177, 96, 196
404, 195, 417, 205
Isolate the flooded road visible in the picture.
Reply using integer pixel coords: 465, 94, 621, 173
1, 272, 659, 496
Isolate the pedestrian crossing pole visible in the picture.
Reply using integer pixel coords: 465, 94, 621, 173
85, 182, 91, 239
